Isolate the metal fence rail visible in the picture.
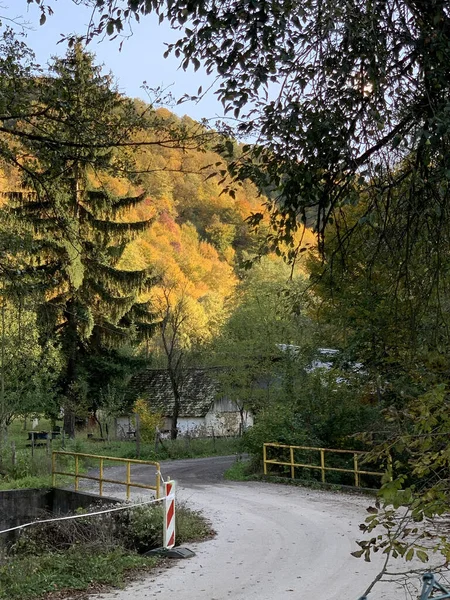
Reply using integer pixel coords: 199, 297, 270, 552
263, 443, 385, 488
52, 451, 161, 500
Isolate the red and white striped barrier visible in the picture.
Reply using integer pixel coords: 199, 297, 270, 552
163, 479, 176, 549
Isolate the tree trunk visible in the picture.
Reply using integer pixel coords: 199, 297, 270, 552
171, 391, 180, 440
62, 305, 78, 439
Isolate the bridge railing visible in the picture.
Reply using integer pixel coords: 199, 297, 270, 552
263, 443, 386, 488
52, 451, 161, 499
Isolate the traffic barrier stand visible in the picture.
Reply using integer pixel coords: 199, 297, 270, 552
144, 476, 195, 560
163, 479, 176, 549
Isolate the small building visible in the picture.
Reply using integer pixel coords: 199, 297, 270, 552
120, 367, 253, 438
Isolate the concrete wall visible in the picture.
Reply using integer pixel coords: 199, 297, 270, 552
49, 488, 119, 514
0, 488, 119, 549
0, 488, 51, 534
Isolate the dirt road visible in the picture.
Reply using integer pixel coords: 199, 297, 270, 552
87, 456, 422, 600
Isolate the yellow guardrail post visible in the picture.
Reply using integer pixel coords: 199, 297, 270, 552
263, 443, 268, 475
290, 446, 295, 478
126, 461, 131, 500
156, 466, 160, 499
354, 453, 359, 487
320, 448, 325, 483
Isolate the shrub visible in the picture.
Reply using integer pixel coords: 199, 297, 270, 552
133, 400, 164, 444
242, 403, 316, 468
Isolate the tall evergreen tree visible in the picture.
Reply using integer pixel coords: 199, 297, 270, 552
6, 44, 159, 435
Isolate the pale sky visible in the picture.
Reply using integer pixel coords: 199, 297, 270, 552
4, 1, 223, 122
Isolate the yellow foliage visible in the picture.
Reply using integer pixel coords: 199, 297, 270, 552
133, 398, 164, 443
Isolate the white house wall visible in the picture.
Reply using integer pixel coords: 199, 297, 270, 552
177, 417, 205, 435
204, 409, 253, 436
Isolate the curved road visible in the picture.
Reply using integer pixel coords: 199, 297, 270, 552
90, 456, 417, 600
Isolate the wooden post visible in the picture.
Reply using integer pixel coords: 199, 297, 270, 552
75, 455, 79, 491
11, 441, 15, 468
290, 446, 295, 479
135, 413, 141, 459
52, 451, 56, 487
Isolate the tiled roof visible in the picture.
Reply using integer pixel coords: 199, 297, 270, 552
129, 368, 221, 417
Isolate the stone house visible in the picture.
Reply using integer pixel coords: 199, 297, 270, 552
118, 367, 253, 438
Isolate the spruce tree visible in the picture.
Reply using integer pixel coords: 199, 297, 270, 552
6, 44, 158, 436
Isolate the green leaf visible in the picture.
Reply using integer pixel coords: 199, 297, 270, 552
416, 550, 429, 563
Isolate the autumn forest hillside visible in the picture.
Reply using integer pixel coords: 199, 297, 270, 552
0, 42, 316, 444
0, 103, 267, 319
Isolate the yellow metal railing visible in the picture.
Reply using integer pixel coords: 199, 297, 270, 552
263, 443, 385, 488
52, 451, 161, 500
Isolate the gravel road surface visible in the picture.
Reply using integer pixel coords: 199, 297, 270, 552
88, 457, 421, 600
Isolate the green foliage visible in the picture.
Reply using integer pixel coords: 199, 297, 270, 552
307, 179, 450, 405
0, 548, 156, 599
209, 257, 312, 413
292, 369, 382, 450
356, 384, 450, 564
175, 501, 214, 544
133, 398, 163, 443
117, 504, 165, 552
241, 361, 382, 477
0, 475, 53, 491
242, 403, 315, 466
0, 303, 61, 434
224, 458, 253, 481
0, 448, 51, 481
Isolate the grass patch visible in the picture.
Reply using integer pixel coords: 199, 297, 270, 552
59, 435, 241, 461
224, 458, 254, 481
0, 548, 157, 599
176, 503, 215, 544
0, 474, 53, 490
4, 417, 241, 460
